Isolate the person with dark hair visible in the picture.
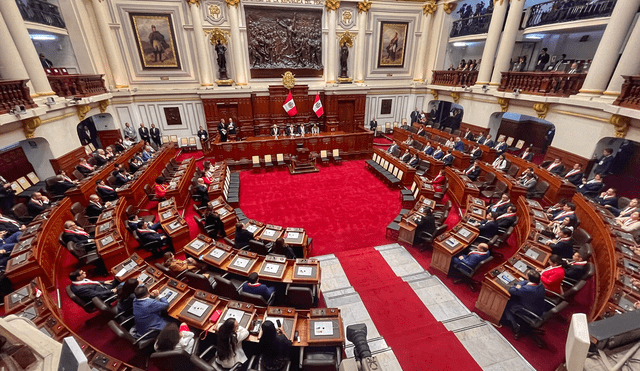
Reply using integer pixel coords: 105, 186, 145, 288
62, 220, 95, 248
114, 168, 132, 187
593, 148, 614, 176
546, 228, 574, 258
577, 173, 604, 195
50, 171, 77, 196
535, 48, 549, 71
27, 192, 50, 217
127, 215, 160, 232
496, 205, 517, 229
162, 252, 206, 276
76, 158, 94, 176
153, 177, 167, 199
235, 223, 255, 249
469, 145, 483, 161
487, 194, 512, 216
564, 251, 589, 280
477, 212, 499, 240
204, 207, 225, 239
549, 202, 576, 224
611, 198, 638, 218
414, 207, 437, 242
68, 269, 118, 303
139, 123, 150, 143
442, 150, 455, 166
428, 169, 446, 192
540, 254, 565, 295
520, 147, 534, 161
137, 221, 173, 256
258, 320, 292, 370
595, 188, 618, 209
242, 272, 275, 302
194, 178, 209, 207
132, 285, 168, 337
155, 322, 195, 353
96, 179, 118, 202
0, 213, 25, 241
501, 270, 546, 335
463, 162, 481, 181
215, 318, 249, 369
545, 158, 564, 175
116, 277, 138, 314
273, 237, 296, 259
86, 194, 110, 222
563, 163, 583, 186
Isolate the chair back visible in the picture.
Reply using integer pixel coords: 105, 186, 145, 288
74, 213, 93, 228
66, 285, 96, 313
572, 227, 592, 245
494, 181, 507, 195
189, 137, 197, 145
507, 165, 519, 177
483, 172, 496, 184
45, 176, 58, 188
153, 262, 176, 277
264, 155, 272, 163
213, 276, 240, 300
107, 320, 137, 343
73, 169, 85, 180
286, 286, 314, 309
91, 297, 117, 318
252, 156, 260, 165
181, 271, 214, 293
11, 203, 30, 220
452, 129, 461, 136
170, 135, 178, 143
618, 197, 631, 210
58, 232, 66, 247
249, 240, 270, 255
107, 175, 118, 187
443, 127, 452, 134
277, 153, 284, 162
87, 157, 97, 166
239, 290, 269, 307
70, 202, 85, 216
332, 149, 339, 157
534, 180, 550, 197
144, 184, 153, 196
150, 350, 210, 371
320, 150, 327, 158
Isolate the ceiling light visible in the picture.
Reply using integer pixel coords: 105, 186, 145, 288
30, 34, 57, 41
453, 42, 466, 47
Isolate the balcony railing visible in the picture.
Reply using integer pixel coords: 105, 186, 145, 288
16, 0, 66, 29
0, 80, 37, 115
613, 76, 640, 110
498, 72, 586, 97
431, 70, 479, 87
450, 13, 493, 38
47, 75, 108, 98
526, 0, 616, 28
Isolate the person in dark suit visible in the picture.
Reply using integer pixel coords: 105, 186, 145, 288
138, 123, 150, 143
410, 108, 420, 124
86, 194, 109, 222
76, 158, 94, 176
114, 139, 126, 153
451, 243, 491, 275
369, 118, 377, 132
422, 143, 434, 156
501, 270, 546, 335
594, 148, 614, 176
414, 208, 437, 243
205, 207, 226, 239
95, 179, 118, 202
137, 221, 173, 255
0, 181, 16, 215
387, 143, 399, 154
235, 223, 256, 249
0, 231, 17, 268
295, 123, 305, 135
520, 147, 534, 161
241, 272, 275, 302
535, 48, 550, 71
408, 154, 420, 168
546, 228, 574, 258
227, 119, 237, 136
464, 130, 475, 141
198, 126, 210, 150
577, 174, 604, 195
150, 124, 161, 147
432, 146, 445, 160
564, 251, 588, 280
416, 126, 426, 137
114, 169, 132, 187
68, 269, 118, 303
494, 138, 507, 154
496, 205, 517, 229
27, 192, 50, 217
463, 162, 481, 181
476, 133, 487, 145
469, 145, 483, 161
218, 119, 228, 142
129, 158, 143, 174
563, 163, 583, 186
194, 178, 209, 207
545, 158, 564, 175
477, 212, 499, 240
442, 150, 455, 166
285, 124, 295, 136
127, 215, 160, 232
483, 135, 494, 148
62, 221, 95, 249
595, 188, 618, 209
549, 202, 577, 225
453, 137, 465, 152
487, 194, 512, 216
94, 149, 109, 166
0, 214, 25, 241
400, 150, 412, 163
50, 175, 76, 196
612, 198, 639, 218
257, 321, 292, 371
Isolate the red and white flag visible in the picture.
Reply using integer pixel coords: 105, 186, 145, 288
313, 92, 324, 118
283, 91, 297, 116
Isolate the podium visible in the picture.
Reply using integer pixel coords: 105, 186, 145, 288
289, 147, 319, 175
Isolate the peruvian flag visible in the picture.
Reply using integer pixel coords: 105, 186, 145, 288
283, 91, 297, 116
313, 92, 324, 118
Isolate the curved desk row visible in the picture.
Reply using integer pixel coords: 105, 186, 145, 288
164, 157, 196, 210
393, 128, 469, 172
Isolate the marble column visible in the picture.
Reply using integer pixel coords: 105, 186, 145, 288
413, 2, 436, 82
226, 0, 247, 85
354, 1, 370, 83
490, 0, 526, 85
0, 13, 35, 94
92, 0, 129, 88
603, 3, 640, 96
187, 0, 213, 86
580, 0, 640, 95
0, 0, 54, 95
325, 0, 340, 84
475, 0, 508, 85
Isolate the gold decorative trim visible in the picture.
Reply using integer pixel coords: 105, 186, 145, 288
602, 91, 620, 97
342, 10, 353, 23
497, 97, 509, 112
578, 88, 604, 94
206, 28, 230, 45
216, 79, 234, 86
354, 80, 364, 83
201, 83, 214, 86
77, 104, 91, 121
337, 30, 355, 47
442, 2, 457, 14
357, 1, 371, 13
30, 94, 40, 98
422, 0, 436, 15
548, 109, 608, 123
338, 77, 353, 83
494, 0, 505, 5
114, 85, 129, 89
40, 112, 76, 125
430, 89, 439, 101
225, 0, 240, 8
22, 117, 42, 139
488, 82, 500, 86
39, 91, 56, 96
209, 4, 221, 18
186, 0, 201, 6
99, 99, 110, 113
283, 71, 296, 90
413, 78, 424, 82
326, 80, 336, 84
451, 92, 460, 103
236, 82, 248, 86
533, 102, 549, 119
325, 0, 340, 12
610, 114, 630, 138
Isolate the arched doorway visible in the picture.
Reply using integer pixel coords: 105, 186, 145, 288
427, 100, 464, 131
488, 112, 555, 155
77, 113, 119, 149
589, 138, 640, 198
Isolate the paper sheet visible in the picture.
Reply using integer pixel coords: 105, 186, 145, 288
525, 249, 539, 260
458, 228, 471, 238
159, 289, 177, 302
234, 258, 249, 268
264, 263, 279, 274
287, 232, 299, 239
224, 308, 245, 322
297, 266, 313, 276
210, 249, 225, 259
263, 229, 276, 237
246, 225, 258, 233
187, 301, 209, 317
190, 240, 205, 250
513, 260, 528, 273
445, 238, 458, 248
169, 221, 181, 229
314, 321, 334, 336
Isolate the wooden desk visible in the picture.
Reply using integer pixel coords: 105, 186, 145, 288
397, 199, 436, 245
505, 153, 576, 204
431, 227, 477, 275
393, 127, 474, 171
165, 158, 196, 210
446, 167, 480, 206
477, 162, 527, 201
373, 148, 416, 187
95, 198, 133, 271
420, 126, 499, 163
396, 142, 444, 179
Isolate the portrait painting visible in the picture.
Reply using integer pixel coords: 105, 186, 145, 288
377, 22, 408, 68
129, 13, 181, 69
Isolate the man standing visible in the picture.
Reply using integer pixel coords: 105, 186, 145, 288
150, 124, 161, 148
535, 48, 550, 71
410, 108, 420, 124
139, 123, 150, 143
123, 123, 137, 141
593, 148, 614, 176
133, 286, 168, 337
369, 117, 377, 132
218, 119, 228, 143
198, 126, 209, 150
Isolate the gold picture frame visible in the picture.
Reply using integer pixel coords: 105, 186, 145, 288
129, 13, 181, 69
377, 22, 408, 68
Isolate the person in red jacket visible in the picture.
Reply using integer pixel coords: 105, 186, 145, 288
153, 177, 167, 199
428, 169, 446, 192
540, 254, 565, 295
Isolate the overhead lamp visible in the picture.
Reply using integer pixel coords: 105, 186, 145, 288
30, 34, 57, 41
453, 42, 466, 47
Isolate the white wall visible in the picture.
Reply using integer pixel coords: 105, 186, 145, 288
19, 138, 56, 179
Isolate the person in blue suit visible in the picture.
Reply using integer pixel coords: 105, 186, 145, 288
451, 243, 491, 275
477, 212, 499, 240
577, 174, 604, 195
545, 228, 574, 258
408, 154, 420, 168
432, 146, 444, 160
595, 188, 618, 209
453, 137, 465, 152
422, 143, 434, 156
442, 150, 455, 166
483, 134, 495, 148
241, 272, 275, 302
470, 145, 483, 161
501, 270, 546, 336
133, 285, 169, 338
494, 138, 507, 153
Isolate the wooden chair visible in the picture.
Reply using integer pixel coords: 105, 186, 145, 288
188, 137, 198, 151
276, 153, 286, 166
180, 137, 189, 151
170, 135, 178, 143
264, 155, 274, 169
251, 156, 261, 170
331, 149, 342, 164
162, 135, 169, 144
319, 150, 329, 164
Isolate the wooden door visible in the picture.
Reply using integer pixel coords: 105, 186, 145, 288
207, 104, 239, 133
338, 100, 355, 133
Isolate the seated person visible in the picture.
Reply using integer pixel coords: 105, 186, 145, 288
311, 123, 320, 134
539, 254, 565, 295
68, 269, 118, 303
235, 222, 256, 249
296, 123, 305, 135
487, 194, 512, 216
403, 135, 414, 146
155, 322, 196, 354
215, 318, 249, 369
137, 221, 174, 255
564, 251, 589, 281
548, 202, 576, 225
428, 169, 446, 192
86, 194, 110, 222
204, 207, 226, 239
162, 252, 206, 276
463, 162, 481, 181
464, 129, 475, 141
545, 228, 574, 259
563, 163, 583, 186
0, 213, 26, 241
133, 286, 169, 337
611, 198, 638, 218
153, 177, 168, 199
493, 138, 507, 153
416, 126, 425, 137
258, 321, 292, 371
116, 278, 138, 315
595, 188, 618, 208
496, 205, 517, 229
432, 146, 445, 160
129, 158, 143, 173
616, 211, 640, 233
285, 124, 295, 136
543, 216, 574, 239
453, 137, 465, 152
62, 220, 95, 247
94, 149, 109, 166
0, 231, 18, 268
408, 154, 419, 168
414, 207, 437, 239
273, 237, 296, 259
114, 139, 126, 153
451, 243, 491, 275
545, 200, 567, 219
50, 173, 77, 196
577, 174, 604, 195
545, 158, 564, 175
241, 272, 275, 302
127, 214, 160, 232
470, 145, 482, 161
194, 178, 210, 206
500, 270, 546, 335
444, 137, 455, 148
76, 158, 94, 176
27, 192, 50, 217
114, 168, 132, 187
422, 143, 434, 156
520, 173, 538, 195
400, 149, 411, 163
442, 150, 454, 166
482, 134, 494, 148
270, 124, 279, 136
95, 179, 119, 202
477, 212, 499, 241
491, 155, 508, 171
387, 143, 399, 154
520, 147, 534, 161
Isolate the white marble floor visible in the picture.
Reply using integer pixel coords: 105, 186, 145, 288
317, 243, 536, 371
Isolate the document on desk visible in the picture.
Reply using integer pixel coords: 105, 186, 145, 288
498, 272, 515, 285
297, 266, 313, 276
234, 258, 249, 268
525, 249, 539, 260
224, 308, 245, 322
210, 248, 225, 259
263, 229, 276, 237
218, 208, 229, 216
246, 225, 258, 233
265, 317, 286, 331
138, 272, 149, 284
100, 235, 114, 246
445, 238, 458, 248
187, 301, 209, 317
162, 211, 173, 219
264, 263, 279, 274
314, 321, 334, 336
169, 221, 182, 230
286, 232, 299, 239
190, 240, 205, 251
458, 228, 471, 238
513, 260, 528, 273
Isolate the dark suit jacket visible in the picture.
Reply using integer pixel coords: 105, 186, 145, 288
564, 262, 588, 280
494, 142, 507, 153
410, 111, 420, 123
442, 154, 454, 166
484, 140, 495, 148
198, 130, 209, 141
97, 187, 118, 202
478, 220, 499, 239
594, 155, 613, 175
129, 161, 141, 173
487, 202, 512, 215
369, 121, 377, 130
86, 203, 105, 220
114, 173, 129, 187
150, 128, 161, 143
433, 151, 444, 160
464, 166, 481, 181
62, 231, 91, 245
76, 165, 93, 175
470, 149, 483, 161
521, 151, 534, 161
139, 127, 150, 142
235, 229, 254, 249
50, 180, 75, 195
476, 136, 487, 145
497, 215, 517, 229
454, 141, 465, 152
564, 171, 583, 186
70, 281, 116, 302
596, 196, 618, 208
550, 239, 574, 259
465, 132, 475, 141
423, 146, 434, 155
194, 185, 209, 202
0, 220, 21, 236
27, 200, 48, 217
578, 181, 603, 194
138, 230, 164, 245
547, 164, 565, 175
507, 281, 546, 316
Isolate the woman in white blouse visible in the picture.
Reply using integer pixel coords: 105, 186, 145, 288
492, 155, 508, 171
216, 318, 250, 369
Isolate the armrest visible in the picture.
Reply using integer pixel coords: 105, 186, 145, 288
104, 294, 118, 305
267, 291, 276, 306
229, 362, 243, 371
190, 354, 214, 371
512, 306, 542, 321
198, 345, 215, 360
114, 312, 133, 323
176, 269, 190, 280
544, 289, 564, 300
78, 250, 99, 260
132, 329, 158, 345
223, 237, 235, 247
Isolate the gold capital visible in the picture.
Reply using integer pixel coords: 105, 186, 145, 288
451, 92, 460, 103
206, 28, 230, 45
423, 0, 437, 15
533, 103, 549, 119
338, 30, 355, 47
498, 97, 509, 112
77, 104, 91, 121
430, 89, 439, 101
225, 0, 239, 8
325, 0, 340, 12
357, 1, 371, 13
22, 117, 42, 139
99, 99, 110, 113
186, 0, 201, 6
609, 114, 630, 138
443, 2, 457, 15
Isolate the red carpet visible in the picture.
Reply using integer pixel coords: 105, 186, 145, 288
336, 248, 482, 371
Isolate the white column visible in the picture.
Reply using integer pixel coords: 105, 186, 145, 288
603, 4, 640, 95
326, 7, 338, 84
188, 2, 213, 86
490, 0, 526, 85
354, 6, 368, 83
413, 9, 434, 82
0, 0, 54, 95
0, 13, 35, 94
227, 3, 247, 85
475, 0, 508, 85
580, 0, 640, 95
92, 0, 129, 88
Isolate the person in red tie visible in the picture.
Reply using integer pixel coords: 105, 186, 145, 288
153, 177, 168, 200
539, 254, 565, 295
76, 158, 94, 176
487, 194, 512, 216
520, 147, 534, 161
563, 163, 583, 186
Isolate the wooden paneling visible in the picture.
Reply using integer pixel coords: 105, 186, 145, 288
543, 146, 590, 170
97, 130, 122, 149
49, 146, 88, 179
498, 118, 549, 153
459, 122, 489, 138
0, 146, 36, 183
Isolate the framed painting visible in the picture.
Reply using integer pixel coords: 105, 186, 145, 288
129, 13, 181, 69
377, 22, 408, 68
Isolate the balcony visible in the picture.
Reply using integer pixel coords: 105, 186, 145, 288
497, 72, 586, 97
0, 80, 37, 115
16, 0, 66, 29
613, 76, 640, 110
526, 0, 616, 29
431, 70, 479, 87
450, 14, 492, 38
47, 75, 108, 98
